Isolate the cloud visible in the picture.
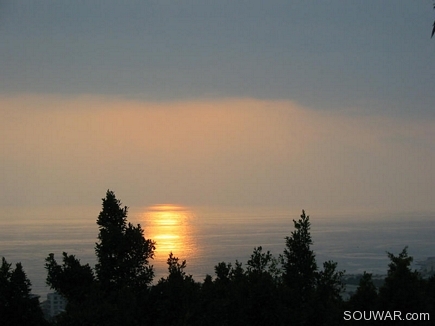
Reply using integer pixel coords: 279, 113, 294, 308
1, 94, 434, 212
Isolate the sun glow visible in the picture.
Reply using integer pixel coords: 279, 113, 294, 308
141, 204, 197, 265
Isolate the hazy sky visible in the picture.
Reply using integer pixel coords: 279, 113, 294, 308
1, 1, 435, 213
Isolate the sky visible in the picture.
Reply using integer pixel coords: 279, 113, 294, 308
1, 1, 435, 213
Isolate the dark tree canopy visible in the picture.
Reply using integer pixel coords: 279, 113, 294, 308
95, 190, 155, 291
37, 193, 435, 325
432, 2, 435, 38
347, 271, 378, 311
378, 247, 428, 314
247, 246, 280, 278
1, 257, 47, 326
45, 190, 156, 325
46, 190, 156, 299
282, 210, 318, 295
45, 252, 95, 301
280, 210, 345, 326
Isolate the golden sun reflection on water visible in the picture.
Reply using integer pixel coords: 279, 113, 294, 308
141, 204, 197, 267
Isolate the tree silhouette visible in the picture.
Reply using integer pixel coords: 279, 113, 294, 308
346, 272, 378, 325
280, 210, 345, 325
281, 210, 317, 324
45, 252, 94, 301
151, 252, 200, 325
378, 247, 428, 316
245, 247, 282, 326
45, 190, 156, 325
432, 2, 435, 38
282, 210, 317, 292
50, 193, 435, 325
313, 260, 345, 325
347, 271, 378, 311
95, 190, 155, 292
1, 257, 47, 326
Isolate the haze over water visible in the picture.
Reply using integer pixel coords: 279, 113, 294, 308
1, 205, 434, 299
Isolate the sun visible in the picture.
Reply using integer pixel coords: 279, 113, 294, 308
141, 204, 197, 264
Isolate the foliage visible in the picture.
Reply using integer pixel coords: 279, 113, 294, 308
31, 195, 435, 324
45, 190, 156, 325
151, 252, 201, 325
378, 247, 428, 315
245, 247, 283, 325
432, 2, 435, 38
282, 210, 318, 294
0, 257, 48, 326
347, 271, 378, 310
313, 261, 345, 325
247, 246, 281, 280
95, 190, 155, 292
345, 272, 379, 326
281, 210, 318, 324
45, 252, 95, 301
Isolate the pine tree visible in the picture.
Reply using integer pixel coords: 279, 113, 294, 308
282, 210, 317, 296
46, 190, 156, 325
281, 210, 318, 324
281, 210, 345, 325
378, 247, 428, 315
1, 257, 48, 326
347, 272, 378, 311
45, 252, 95, 300
95, 190, 155, 291
152, 252, 199, 325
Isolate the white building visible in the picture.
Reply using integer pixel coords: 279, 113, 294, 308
42, 292, 67, 319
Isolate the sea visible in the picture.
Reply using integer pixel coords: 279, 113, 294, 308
1, 205, 434, 300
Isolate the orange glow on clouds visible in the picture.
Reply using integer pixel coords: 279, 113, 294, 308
1, 94, 435, 211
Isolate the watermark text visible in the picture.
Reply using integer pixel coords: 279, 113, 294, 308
344, 311, 430, 322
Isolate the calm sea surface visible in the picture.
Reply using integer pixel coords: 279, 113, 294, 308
1, 205, 434, 299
